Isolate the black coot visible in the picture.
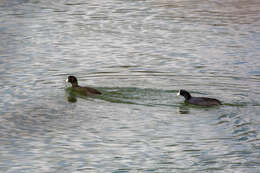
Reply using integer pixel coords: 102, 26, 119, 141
66, 76, 102, 95
177, 89, 221, 106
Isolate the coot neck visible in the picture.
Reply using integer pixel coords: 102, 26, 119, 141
71, 83, 79, 88
183, 92, 191, 100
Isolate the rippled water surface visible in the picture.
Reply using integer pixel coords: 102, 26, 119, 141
0, 0, 260, 172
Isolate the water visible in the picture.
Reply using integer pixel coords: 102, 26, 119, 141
0, 0, 260, 172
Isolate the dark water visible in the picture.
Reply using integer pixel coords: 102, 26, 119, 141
0, 0, 260, 172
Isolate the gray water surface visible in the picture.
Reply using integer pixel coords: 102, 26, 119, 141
0, 0, 260, 172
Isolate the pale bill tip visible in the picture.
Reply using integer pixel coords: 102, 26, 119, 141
66, 78, 68, 82
177, 90, 180, 96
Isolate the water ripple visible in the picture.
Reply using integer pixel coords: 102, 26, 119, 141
0, 0, 260, 172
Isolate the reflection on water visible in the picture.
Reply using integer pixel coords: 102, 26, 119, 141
0, 0, 260, 172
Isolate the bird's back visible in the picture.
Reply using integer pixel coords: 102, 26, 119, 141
74, 86, 102, 95
187, 97, 222, 106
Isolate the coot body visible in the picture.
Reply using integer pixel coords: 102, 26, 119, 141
177, 89, 221, 106
66, 76, 102, 95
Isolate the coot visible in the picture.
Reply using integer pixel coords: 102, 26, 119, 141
66, 76, 102, 95
177, 89, 221, 106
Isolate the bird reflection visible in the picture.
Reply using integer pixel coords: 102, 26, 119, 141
177, 104, 190, 114
67, 95, 77, 103
65, 88, 78, 103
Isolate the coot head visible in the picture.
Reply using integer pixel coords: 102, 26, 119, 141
66, 76, 78, 87
177, 89, 191, 100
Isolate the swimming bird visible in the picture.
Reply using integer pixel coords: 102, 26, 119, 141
66, 76, 102, 95
177, 89, 221, 106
